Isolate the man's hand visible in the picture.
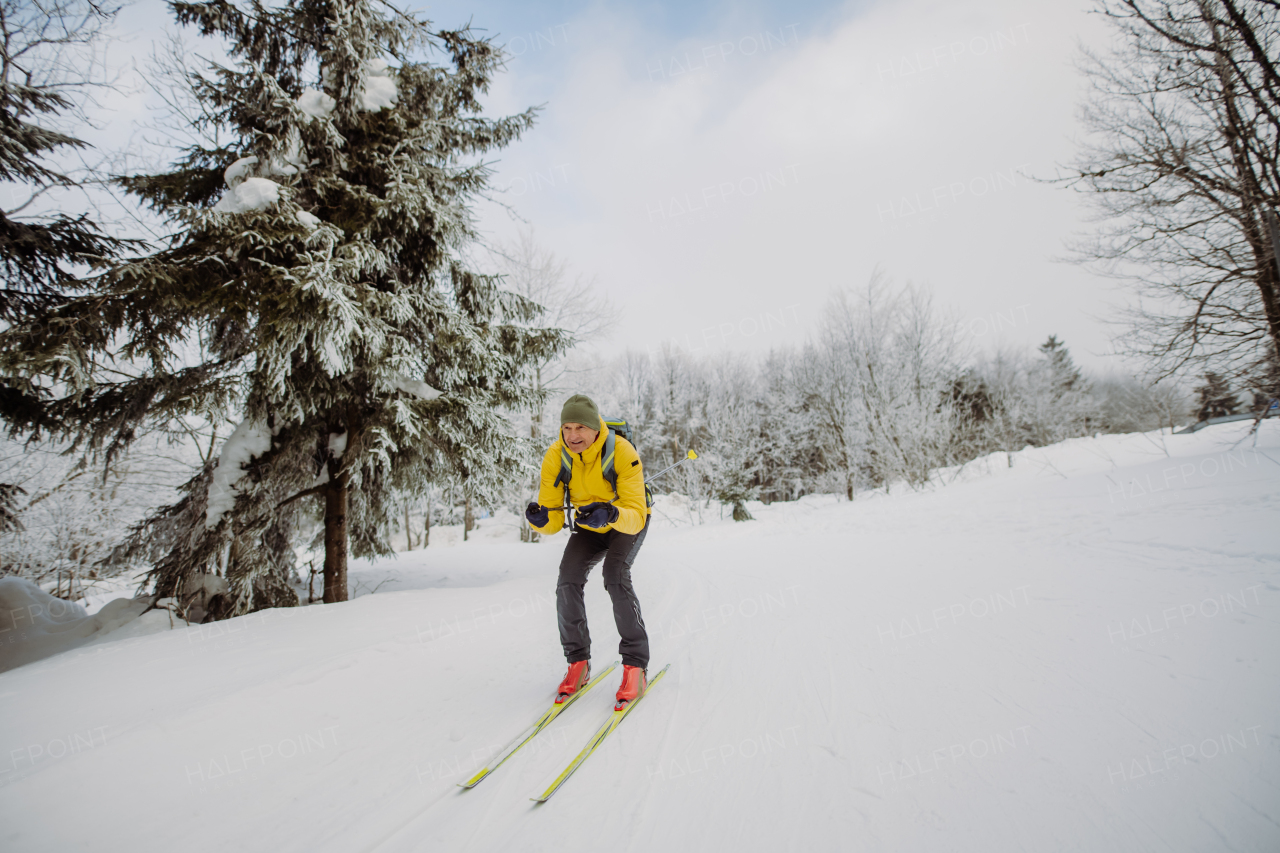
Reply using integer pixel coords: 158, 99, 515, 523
575, 501, 619, 529
525, 502, 550, 527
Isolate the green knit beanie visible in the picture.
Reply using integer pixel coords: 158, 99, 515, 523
560, 394, 600, 429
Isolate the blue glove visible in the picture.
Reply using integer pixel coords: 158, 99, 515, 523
525, 502, 550, 527
575, 501, 619, 528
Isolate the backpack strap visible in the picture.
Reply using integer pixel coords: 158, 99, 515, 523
601, 429, 618, 499
607, 428, 653, 508
554, 446, 573, 489
554, 446, 573, 528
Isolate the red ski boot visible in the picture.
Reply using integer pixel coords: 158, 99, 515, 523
614, 665, 647, 710
556, 660, 590, 704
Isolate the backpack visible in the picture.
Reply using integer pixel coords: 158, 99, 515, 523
554, 418, 654, 518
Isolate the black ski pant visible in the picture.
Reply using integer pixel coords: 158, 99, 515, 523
556, 516, 650, 669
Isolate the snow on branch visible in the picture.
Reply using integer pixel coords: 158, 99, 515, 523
304, 59, 399, 119
297, 88, 335, 119
361, 59, 398, 111
212, 155, 281, 214
391, 374, 442, 400
211, 145, 307, 214
205, 421, 273, 529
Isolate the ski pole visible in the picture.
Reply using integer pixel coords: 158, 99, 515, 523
530, 504, 575, 514
527, 503, 580, 530
643, 449, 698, 485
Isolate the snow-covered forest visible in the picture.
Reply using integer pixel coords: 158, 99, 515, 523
0, 0, 1276, 615
1, 0, 1278, 850
0, 258, 1262, 607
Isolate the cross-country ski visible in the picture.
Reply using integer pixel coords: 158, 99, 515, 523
532, 664, 672, 803
458, 662, 618, 789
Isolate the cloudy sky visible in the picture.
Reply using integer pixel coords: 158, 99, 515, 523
107, 0, 1123, 370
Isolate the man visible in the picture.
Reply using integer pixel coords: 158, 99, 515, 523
524, 394, 651, 709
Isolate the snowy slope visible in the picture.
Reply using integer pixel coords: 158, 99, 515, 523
1, 422, 1277, 853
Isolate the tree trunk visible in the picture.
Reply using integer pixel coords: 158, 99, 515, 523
423, 490, 431, 547
1263, 209, 1280, 363
522, 368, 542, 540
523, 373, 544, 544
322, 466, 349, 603
403, 502, 414, 551
1203, 12, 1280, 364
464, 492, 473, 542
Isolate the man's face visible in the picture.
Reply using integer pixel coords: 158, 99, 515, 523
562, 422, 599, 453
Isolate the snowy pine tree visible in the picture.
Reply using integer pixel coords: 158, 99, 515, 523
1, 0, 565, 616
1023, 336, 1097, 444
755, 349, 811, 503
1037, 336, 1086, 397
1192, 372, 1241, 421
700, 357, 761, 521
0, 2, 143, 546
1249, 352, 1280, 414
0, 1, 134, 326
0, 482, 24, 533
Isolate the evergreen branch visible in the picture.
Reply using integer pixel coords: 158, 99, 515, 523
275, 482, 324, 508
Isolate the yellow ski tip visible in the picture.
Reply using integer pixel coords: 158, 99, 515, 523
686, 450, 698, 460
459, 770, 487, 788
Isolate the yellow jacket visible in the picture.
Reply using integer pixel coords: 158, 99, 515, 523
531, 419, 649, 535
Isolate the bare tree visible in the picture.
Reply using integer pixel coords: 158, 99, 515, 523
1064, 0, 1280, 389
812, 274, 964, 492
0, 431, 195, 594
1089, 372, 1189, 432
490, 229, 616, 426
608, 349, 655, 430
794, 335, 863, 500
487, 230, 616, 540
974, 347, 1033, 467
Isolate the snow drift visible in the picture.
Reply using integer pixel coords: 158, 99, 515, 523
0, 578, 151, 673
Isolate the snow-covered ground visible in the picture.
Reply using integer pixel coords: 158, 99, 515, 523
2, 422, 1277, 852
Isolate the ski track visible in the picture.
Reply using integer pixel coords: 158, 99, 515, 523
1, 424, 1279, 851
